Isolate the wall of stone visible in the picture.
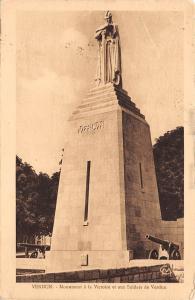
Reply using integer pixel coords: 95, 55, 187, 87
16, 264, 180, 283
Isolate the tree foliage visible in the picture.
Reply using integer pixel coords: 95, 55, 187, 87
153, 127, 184, 220
16, 156, 60, 243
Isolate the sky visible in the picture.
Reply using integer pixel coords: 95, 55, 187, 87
16, 10, 183, 175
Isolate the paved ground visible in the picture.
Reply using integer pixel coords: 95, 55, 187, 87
16, 257, 46, 270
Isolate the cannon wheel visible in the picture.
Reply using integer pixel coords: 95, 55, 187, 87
30, 251, 38, 258
170, 249, 181, 260
148, 249, 158, 259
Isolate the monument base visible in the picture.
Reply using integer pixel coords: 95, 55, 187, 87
47, 84, 183, 273
46, 250, 133, 273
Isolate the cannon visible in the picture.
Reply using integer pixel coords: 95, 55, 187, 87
17, 243, 50, 258
145, 234, 181, 260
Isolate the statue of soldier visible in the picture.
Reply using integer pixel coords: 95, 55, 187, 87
95, 11, 122, 87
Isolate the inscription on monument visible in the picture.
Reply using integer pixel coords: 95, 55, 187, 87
78, 121, 104, 134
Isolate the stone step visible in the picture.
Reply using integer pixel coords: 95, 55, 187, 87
118, 100, 141, 116
80, 96, 137, 115
73, 93, 140, 116
73, 98, 142, 118
87, 86, 115, 96
80, 92, 137, 109
89, 83, 116, 93
71, 102, 144, 120
88, 84, 128, 97
119, 97, 139, 112
83, 91, 117, 103
83, 90, 134, 109
72, 99, 117, 115
70, 103, 119, 120
116, 93, 135, 108
71, 83, 144, 119
86, 89, 128, 102
114, 87, 128, 97
78, 96, 117, 109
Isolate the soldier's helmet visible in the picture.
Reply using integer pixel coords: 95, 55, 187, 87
104, 11, 112, 20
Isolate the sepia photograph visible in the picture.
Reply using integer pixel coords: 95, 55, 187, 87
16, 9, 184, 283
1, 0, 194, 299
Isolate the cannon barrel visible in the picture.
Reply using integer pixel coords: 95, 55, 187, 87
145, 234, 179, 250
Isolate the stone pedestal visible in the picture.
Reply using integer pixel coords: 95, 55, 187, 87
46, 83, 175, 272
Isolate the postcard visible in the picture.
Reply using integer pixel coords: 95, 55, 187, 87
1, 0, 195, 299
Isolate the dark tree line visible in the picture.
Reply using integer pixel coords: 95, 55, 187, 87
16, 156, 60, 243
153, 126, 184, 220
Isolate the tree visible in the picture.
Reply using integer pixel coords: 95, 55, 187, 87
16, 156, 38, 242
16, 156, 60, 243
153, 127, 184, 220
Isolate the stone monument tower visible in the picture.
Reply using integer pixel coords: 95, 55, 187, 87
46, 11, 172, 272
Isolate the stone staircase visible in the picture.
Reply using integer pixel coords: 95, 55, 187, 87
70, 83, 145, 120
